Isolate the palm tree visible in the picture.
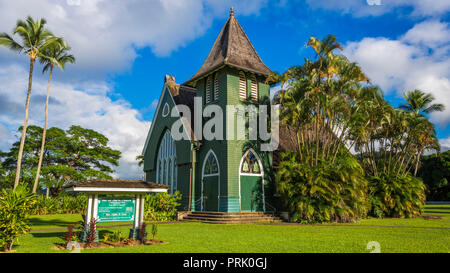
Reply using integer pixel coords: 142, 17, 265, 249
400, 89, 445, 116
32, 43, 75, 193
0, 16, 62, 190
136, 155, 144, 167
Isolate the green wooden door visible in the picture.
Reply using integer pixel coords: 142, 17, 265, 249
202, 176, 219, 211
240, 175, 264, 212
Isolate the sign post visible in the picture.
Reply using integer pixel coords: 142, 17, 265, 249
64, 180, 169, 241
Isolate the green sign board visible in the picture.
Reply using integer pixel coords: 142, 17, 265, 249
97, 197, 135, 223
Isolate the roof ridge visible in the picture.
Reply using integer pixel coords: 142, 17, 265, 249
184, 10, 271, 86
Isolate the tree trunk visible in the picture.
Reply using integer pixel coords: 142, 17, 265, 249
33, 65, 53, 193
13, 58, 35, 190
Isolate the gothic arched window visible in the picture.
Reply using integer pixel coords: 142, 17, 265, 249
203, 151, 219, 175
241, 150, 261, 174
156, 130, 177, 194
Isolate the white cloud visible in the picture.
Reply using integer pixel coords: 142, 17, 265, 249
343, 20, 450, 147
0, 0, 270, 179
0, 0, 268, 79
0, 64, 150, 179
440, 137, 450, 152
305, 0, 450, 17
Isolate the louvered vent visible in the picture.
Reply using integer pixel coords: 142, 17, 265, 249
205, 76, 211, 103
214, 74, 219, 101
239, 72, 247, 100
250, 75, 258, 101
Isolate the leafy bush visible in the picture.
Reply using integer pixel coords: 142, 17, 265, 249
64, 225, 74, 244
144, 191, 181, 222
103, 230, 123, 243
139, 222, 147, 243
34, 195, 87, 215
0, 185, 37, 251
85, 217, 97, 246
276, 151, 368, 224
368, 173, 425, 218
151, 222, 158, 240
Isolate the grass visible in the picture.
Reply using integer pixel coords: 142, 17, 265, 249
10, 204, 450, 253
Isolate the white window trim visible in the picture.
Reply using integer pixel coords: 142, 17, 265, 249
201, 149, 220, 211
238, 149, 266, 212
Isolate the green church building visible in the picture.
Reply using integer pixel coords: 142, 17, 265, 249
142, 8, 279, 213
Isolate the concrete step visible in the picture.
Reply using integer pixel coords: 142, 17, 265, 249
186, 213, 277, 219
183, 216, 282, 222
181, 211, 284, 224
182, 218, 283, 224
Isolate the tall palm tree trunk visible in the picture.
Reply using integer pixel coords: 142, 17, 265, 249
14, 58, 35, 190
33, 65, 53, 193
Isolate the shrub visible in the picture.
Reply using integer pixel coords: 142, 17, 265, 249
0, 185, 37, 251
85, 217, 97, 246
151, 222, 158, 240
34, 195, 87, 215
139, 222, 147, 243
276, 151, 368, 223
144, 191, 181, 222
368, 173, 425, 218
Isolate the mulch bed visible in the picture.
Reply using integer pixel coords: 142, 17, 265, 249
55, 238, 167, 251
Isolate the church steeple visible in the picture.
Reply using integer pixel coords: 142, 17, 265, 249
184, 8, 271, 86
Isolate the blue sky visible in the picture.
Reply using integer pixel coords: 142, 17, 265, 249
0, 0, 449, 178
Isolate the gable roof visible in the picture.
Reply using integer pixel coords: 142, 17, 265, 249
142, 76, 197, 155
184, 8, 272, 86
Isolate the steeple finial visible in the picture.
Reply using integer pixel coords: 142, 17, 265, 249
230, 6, 234, 17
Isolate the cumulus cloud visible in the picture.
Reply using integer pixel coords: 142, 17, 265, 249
0, 0, 269, 179
0, 0, 268, 79
0, 64, 150, 179
343, 20, 450, 146
306, 0, 450, 17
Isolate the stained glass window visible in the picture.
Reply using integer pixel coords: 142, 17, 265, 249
241, 151, 261, 174
204, 152, 219, 175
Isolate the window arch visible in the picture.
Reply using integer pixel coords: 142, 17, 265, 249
239, 71, 247, 100
156, 130, 177, 194
250, 75, 258, 102
240, 150, 261, 174
202, 150, 219, 176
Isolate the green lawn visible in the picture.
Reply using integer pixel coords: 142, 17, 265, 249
12, 204, 450, 253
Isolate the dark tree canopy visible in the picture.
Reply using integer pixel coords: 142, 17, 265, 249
418, 151, 450, 201
0, 125, 121, 195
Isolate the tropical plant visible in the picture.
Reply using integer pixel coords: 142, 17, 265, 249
0, 184, 37, 251
368, 173, 426, 218
107, 230, 123, 242
85, 217, 97, 246
0, 16, 62, 190
400, 89, 445, 116
34, 195, 87, 215
144, 191, 181, 221
136, 155, 144, 167
418, 151, 450, 201
277, 149, 368, 223
139, 222, 147, 243
151, 222, 158, 240
64, 225, 74, 244
33, 42, 75, 193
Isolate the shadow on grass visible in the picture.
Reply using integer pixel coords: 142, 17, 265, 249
31, 232, 65, 238
29, 218, 81, 228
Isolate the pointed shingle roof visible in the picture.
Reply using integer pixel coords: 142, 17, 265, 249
184, 8, 272, 86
